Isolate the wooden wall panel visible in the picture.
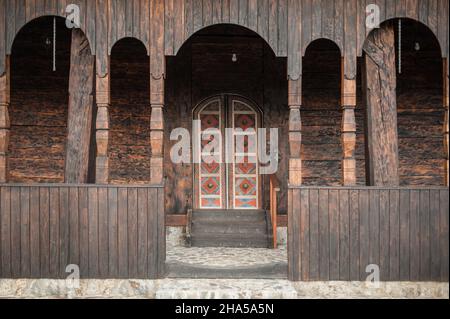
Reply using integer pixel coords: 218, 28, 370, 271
288, 186, 450, 282
0, 185, 165, 279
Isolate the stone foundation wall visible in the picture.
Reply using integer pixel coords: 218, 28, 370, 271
0, 279, 447, 299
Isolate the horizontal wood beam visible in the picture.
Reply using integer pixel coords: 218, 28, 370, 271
165, 214, 288, 227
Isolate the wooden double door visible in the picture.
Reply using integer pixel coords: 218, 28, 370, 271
194, 95, 262, 210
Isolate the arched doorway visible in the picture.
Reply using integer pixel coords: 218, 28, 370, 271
193, 94, 262, 210
8, 16, 95, 183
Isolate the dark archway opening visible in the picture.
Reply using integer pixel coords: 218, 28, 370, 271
165, 24, 288, 216
302, 39, 343, 186
9, 16, 72, 183
396, 19, 445, 186
109, 38, 151, 184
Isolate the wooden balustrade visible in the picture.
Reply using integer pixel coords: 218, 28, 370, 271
270, 174, 280, 249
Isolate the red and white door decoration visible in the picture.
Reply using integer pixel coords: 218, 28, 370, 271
194, 95, 261, 210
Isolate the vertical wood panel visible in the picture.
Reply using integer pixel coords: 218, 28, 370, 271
39, 187, 50, 278
128, 188, 138, 278
379, 189, 390, 280
399, 189, 410, 280
309, 189, 319, 280
419, 190, 430, 280
29, 187, 40, 277
157, 187, 165, 277
389, 189, 400, 280
222, 0, 230, 23
429, 189, 440, 281
193, 0, 202, 32
277, 0, 287, 56
291, 188, 300, 280
339, 189, 350, 281
409, 189, 420, 281
137, 188, 148, 278
88, 187, 99, 277
98, 187, 109, 278
318, 189, 329, 280
349, 189, 359, 280
239, 0, 249, 27
108, 187, 119, 277
10, 187, 20, 278
20, 187, 30, 277
329, 189, 340, 280
147, 188, 157, 278
300, 189, 310, 281
202, 0, 212, 26
68, 187, 79, 272
174, 0, 185, 53
118, 188, 128, 278
248, 0, 258, 30
359, 189, 369, 280
49, 187, 59, 278
257, 0, 269, 42
440, 189, 449, 281
78, 187, 89, 277
59, 187, 69, 278
230, 0, 239, 24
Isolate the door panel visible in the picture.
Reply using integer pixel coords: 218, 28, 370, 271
194, 95, 261, 210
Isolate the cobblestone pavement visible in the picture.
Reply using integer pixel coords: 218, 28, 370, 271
1, 279, 448, 299
166, 246, 287, 267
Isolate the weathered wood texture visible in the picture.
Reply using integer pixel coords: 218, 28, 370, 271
288, 186, 449, 282
0, 184, 165, 279
363, 22, 400, 186
109, 38, 151, 185
396, 20, 445, 186
164, 25, 288, 214
8, 17, 71, 183
65, 29, 95, 183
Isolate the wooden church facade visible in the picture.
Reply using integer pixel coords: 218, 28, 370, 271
0, 0, 448, 282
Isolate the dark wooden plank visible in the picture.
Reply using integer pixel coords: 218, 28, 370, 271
291, 188, 301, 281
137, 188, 148, 278
309, 188, 319, 280
157, 187, 165, 277
368, 190, 380, 274
339, 189, 350, 281
419, 190, 430, 280
118, 188, 128, 278
349, 189, 359, 280
128, 188, 138, 278
389, 189, 400, 280
329, 189, 339, 280
98, 187, 109, 278
88, 187, 99, 278
429, 189, 441, 281
409, 189, 420, 281
39, 187, 50, 278
399, 189, 410, 280
440, 190, 449, 281
379, 189, 390, 281
59, 187, 69, 278
147, 188, 157, 278
20, 187, 30, 277
108, 187, 119, 278
78, 187, 89, 278
68, 187, 79, 271
49, 187, 59, 278
29, 186, 40, 277
359, 189, 369, 280
10, 187, 21, 278
300, 189, 310, 281
318, 189, 329, 280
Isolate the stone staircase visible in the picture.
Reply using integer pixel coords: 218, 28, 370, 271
187, 209, 272, 248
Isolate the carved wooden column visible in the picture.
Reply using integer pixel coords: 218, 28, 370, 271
0, 57, 9, 183
149, 0, 165, 186
341, 71, 357, 186
150, 76, 164, 185
444, 59, 449, 186
288, 79, 302, 186
363, 22, 400, 186
95, 73, 110, 184
65, 29, 95, 183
